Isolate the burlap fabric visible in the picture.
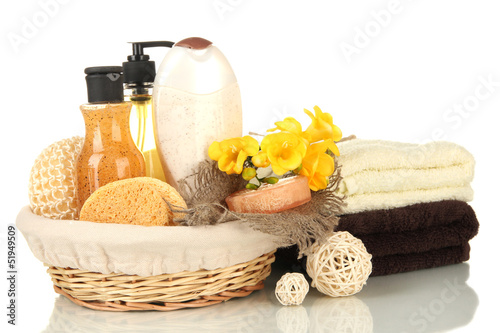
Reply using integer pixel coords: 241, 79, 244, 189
176, 160, 345, 257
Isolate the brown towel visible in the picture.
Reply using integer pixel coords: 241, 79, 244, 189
275, 200, 479, 276
370, 243, 471, 276
337, 200, 479, 257
275, 243, 472, 277
335, 200, 479, 276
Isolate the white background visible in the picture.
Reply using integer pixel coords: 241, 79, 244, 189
1, 0, 499, 332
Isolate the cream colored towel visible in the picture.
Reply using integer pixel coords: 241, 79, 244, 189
336, 139, 475, 214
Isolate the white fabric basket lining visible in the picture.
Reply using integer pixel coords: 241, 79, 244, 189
16, 206, 278, 276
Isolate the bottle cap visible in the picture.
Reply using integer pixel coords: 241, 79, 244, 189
123, 41, 174, 85
84, 66, 124, 103
175, 37, 212, 50
154, 37, 237, 94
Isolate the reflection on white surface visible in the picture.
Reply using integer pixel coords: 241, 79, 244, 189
41, 263, 477, 333
42, 290, 276, 333
309, 296, 373, 333
276, 306, 309, 333
361, 263, 478, 333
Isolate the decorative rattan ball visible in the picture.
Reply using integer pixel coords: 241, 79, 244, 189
275, 272, 309, 306
28, 137, 84, 220
306, 231, 372, 297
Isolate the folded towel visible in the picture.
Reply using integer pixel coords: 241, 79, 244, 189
336, 139, 475, 214
275, 201, 479, 277
275, 243, 471, 278
336, 200, 479, 257
336, 200, 478, 276
342, 186, 473, 214
370, 243, 470, 276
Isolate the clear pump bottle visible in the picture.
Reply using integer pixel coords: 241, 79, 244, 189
123, 41, 174, 182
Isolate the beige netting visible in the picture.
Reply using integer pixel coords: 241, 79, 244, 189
176, 160, 346, 257
28, 136, 84, 220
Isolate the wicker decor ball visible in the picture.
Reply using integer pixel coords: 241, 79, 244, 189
28, 136, 84, 220
306, 232, 372, 297
275, 273, 309, 306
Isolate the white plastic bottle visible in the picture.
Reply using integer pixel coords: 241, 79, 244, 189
153, 37, 243, 190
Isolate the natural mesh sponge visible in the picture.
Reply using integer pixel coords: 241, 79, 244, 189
79, 177, 187, 226
306, 231, 372, 297
28, 136, 84, 220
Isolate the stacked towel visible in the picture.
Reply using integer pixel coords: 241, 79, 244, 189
336, 200, 479, 276
335, 139, 478, 276
336, 139, 475, 214
275, 139, 479, 277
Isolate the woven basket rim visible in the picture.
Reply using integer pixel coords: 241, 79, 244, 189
48, 251, 275, 311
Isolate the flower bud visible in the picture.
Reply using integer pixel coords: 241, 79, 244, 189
242, 167, 257, 181
251, 152, 270, 168
264, 177, 279, 184
246, 183, 259, 190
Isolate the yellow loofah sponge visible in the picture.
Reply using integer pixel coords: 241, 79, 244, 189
28, 136, 84, 220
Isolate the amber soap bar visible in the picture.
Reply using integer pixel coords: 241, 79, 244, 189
226, 175, 312, 214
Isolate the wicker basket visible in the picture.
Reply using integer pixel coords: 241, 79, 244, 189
46, 251, 275, 311
17, 206, 278, 312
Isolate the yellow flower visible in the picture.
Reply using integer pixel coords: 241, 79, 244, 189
268, 117, 303, 136
260, 132, 308, 175
268, 117, 313, 143
251, 151, 270, 168
208, 136, 259, 175
304, 106, 342, 143
299, 139, 337, 191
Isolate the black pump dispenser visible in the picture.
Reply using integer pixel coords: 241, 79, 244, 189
84, 66, 124, 103
123, 41, 175, 85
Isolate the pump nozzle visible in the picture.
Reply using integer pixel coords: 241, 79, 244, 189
123, 41, 175, 85
130, 41, 175, 59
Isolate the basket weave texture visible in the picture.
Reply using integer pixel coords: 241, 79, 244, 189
47, 251, 275, 311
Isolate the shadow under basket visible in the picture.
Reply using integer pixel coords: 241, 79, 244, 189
46, 251, 275, 312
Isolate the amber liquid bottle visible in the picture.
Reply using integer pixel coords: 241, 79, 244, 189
76, 66, 146, 213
